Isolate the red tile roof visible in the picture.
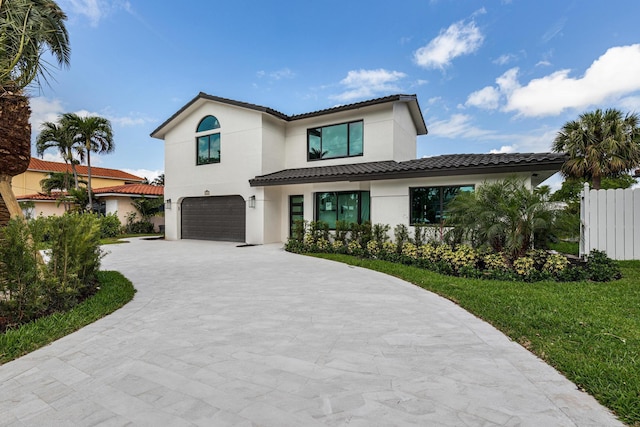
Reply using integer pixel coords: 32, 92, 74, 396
93, 184, 164, 196
17, 192, 62, 201
28, 158, 144, 182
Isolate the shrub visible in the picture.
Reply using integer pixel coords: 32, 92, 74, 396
393, 224, 410, 254
585, 250, 621, 282
99, 213, 121, 238
0, 214, 103, 331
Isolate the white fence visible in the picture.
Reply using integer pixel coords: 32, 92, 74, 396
580, 183, 640, 260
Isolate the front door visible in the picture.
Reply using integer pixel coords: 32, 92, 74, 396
289, 195, 304, 237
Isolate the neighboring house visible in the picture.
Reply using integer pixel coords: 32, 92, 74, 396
12, 158, 144, 197
15, 159, 165, 232
151, 93, 566, 244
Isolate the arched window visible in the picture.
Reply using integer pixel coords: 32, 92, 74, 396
197, 115, 220, 133
196, 115, 221, 165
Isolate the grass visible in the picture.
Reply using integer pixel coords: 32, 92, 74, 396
311, 253, 640, 426
100, 233, 163, 245
0, 271, 136, 365
549, 240, 580, 256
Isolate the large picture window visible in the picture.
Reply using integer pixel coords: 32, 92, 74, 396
410, 185, 474, 225
315, 191, 370, 229
308, 120, 363, 161
196, 115, 221, 165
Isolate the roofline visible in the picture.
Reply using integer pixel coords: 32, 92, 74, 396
94, 193, 161, 198
249, 157, 565, 187
151, 93, 428, 138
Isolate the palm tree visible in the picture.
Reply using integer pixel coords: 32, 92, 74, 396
552, 109, 640, 190
36, 120, 81, 189
151, 173, 164, 186
61, 113, 114, 211
0, 0, 70, 226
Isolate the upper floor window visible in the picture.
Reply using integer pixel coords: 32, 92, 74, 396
410, 185, 474, 225
308, 120, 363, 161
196, 115, 221, 165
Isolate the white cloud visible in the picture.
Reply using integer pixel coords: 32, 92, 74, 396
493, 54, 515, 66
331, 69, 406, 102
465, 86, 501, 109
541, 18, 566, 44
536, 60, 552, 67
29, 97, 64, 132
257, 68, 295, 80
504, 44, 640, 116
428, 114, 494, 139
60, 0, 131, 27
123, 168, 163, 183
413, 13, 484, 70
618, 96, 640, 112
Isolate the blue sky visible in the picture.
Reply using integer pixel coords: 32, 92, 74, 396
29, 0, 640, 188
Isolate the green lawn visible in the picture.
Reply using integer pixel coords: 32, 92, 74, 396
0, 271, 135, 365
311, 253, 640, 426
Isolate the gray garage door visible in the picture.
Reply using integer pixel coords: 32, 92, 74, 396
181, 196, 246, 242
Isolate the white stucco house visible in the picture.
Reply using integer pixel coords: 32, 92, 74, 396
151, 93, 566, 244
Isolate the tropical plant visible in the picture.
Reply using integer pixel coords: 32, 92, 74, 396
151, 173, 164, 186
36, 119, 81, 188
0, 0, 70, 226
308, 147, 328, 159
445, 177, 555, 260
552, 109, 640, 190
61, 113, 114, 211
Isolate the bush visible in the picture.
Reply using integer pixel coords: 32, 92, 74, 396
585, 249, 622, 282
283, 220, 621, 283
99, 213, 121, 238
0, 214, 103, 331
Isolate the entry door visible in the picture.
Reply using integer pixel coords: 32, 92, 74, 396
289, 195, 304, 237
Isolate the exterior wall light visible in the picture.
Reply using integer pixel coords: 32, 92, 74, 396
249, 195, 256, 208
165, 199, 171, 209
204, 190, 210, 196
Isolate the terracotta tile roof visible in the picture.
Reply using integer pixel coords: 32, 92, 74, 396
93, 184, 164, 196
28, 158, 144, 182
17, 192, 62, 201
249, 153, 568, 187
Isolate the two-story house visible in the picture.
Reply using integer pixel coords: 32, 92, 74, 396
151, 93, 566, 244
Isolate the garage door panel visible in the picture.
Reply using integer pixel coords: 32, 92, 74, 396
181, 196, 246, 242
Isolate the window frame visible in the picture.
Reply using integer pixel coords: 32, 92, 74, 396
409, 185, 474, 225
307, 120, 364, 161
314, 190, 370, 230
195, 115, 221, 166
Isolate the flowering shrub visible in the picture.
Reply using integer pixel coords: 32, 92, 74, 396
284, 221, 620, 282
513, 256, 535, 277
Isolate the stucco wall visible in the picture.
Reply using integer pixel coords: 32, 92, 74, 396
12, 170, 129, 197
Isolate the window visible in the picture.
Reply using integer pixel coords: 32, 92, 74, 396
308, 120, 363, 161
410, 185, 474, 225
196, 115, 221, 165
315, 191, 370, 229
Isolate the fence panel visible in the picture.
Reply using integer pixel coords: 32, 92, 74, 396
581, 184, 640, 260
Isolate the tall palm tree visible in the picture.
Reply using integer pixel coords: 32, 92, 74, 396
36, 120, 81, 189
0, 0, 70, 225
61, 113, 114, 211
552, 109, 640, 190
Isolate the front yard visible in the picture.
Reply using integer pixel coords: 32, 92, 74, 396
312, 253, 640, 426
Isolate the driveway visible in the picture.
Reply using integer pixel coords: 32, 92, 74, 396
0, 239, 622, 426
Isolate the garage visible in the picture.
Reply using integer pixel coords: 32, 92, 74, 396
181, 195, 246, 242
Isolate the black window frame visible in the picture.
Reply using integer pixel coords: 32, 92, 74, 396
314, 190, 370, 230
196, 115, 221, 166
409, 185, 474, 225
307, 120, 364, 161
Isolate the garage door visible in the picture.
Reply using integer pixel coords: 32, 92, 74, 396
181, 196, 246, 242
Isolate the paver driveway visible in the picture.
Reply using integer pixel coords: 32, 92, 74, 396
0, 239, 622, 426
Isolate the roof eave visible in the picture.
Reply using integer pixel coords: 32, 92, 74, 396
249, 160, 564, 187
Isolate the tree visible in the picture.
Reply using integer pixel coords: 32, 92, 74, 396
552, 109, 640, 190
151, 173, 164, 186
61, 113, 114, 211
446, 177, 555, 260
36, 120, 81, 189
0, 0, 70, 226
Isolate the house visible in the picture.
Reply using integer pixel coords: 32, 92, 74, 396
12, 158, 145, 197
15, 159, 164, 231
151, 93, 566, 244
